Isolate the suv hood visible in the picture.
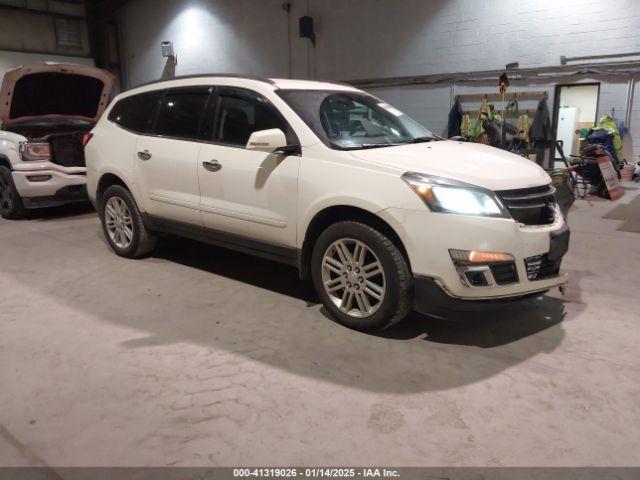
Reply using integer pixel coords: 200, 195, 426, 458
0, 63, 115, 128
350, 141, 551, 191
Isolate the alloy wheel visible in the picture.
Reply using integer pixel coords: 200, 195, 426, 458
105, 197, 134, 249
321, 238, 386, 318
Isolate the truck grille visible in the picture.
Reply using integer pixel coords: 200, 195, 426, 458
524, 254, 561, 281
496, 185, 557, 226
49, 134, 86, 168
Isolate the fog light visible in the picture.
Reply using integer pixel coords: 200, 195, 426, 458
464, 267, 491, 287
27, 175, 52, 183
449, 249, 514, 265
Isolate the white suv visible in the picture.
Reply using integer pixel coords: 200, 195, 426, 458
0, 63, 113, 218
86, 75, 569, 331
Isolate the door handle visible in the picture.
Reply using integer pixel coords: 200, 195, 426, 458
137, 150, 152, 161
202, 159, 222, 172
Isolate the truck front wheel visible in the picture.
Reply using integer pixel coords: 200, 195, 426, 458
0, 166, 26, 220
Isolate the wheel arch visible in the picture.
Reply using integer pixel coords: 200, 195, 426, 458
96, 172, 133, 208
299, 205, 411, 280
0, 154, 11, 170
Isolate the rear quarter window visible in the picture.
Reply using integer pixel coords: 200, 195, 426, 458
108, 91, 161, 134
153, 87, 211, 140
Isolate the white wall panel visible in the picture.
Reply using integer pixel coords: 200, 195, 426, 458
118, 0, 640, 159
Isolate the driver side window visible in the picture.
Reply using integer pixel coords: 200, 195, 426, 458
207, 89, 295, 147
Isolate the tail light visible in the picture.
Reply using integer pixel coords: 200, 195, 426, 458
21, 142, 51, 162
82, 133, 94, 147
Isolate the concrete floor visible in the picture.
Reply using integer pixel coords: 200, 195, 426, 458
1, 184, 639, 467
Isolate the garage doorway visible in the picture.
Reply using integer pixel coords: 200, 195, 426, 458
553, 83, 600, 165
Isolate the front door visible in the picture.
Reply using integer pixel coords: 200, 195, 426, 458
136, 86, 212, 225
197, 87, 300, 248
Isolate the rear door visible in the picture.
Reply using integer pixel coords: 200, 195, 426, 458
197, 86, 300, 248
135, 86, 212, 225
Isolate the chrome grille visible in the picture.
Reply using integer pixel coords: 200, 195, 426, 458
496, 185, 557, 226
49, 134, 86, 168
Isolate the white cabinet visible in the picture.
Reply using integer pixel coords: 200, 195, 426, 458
556, 106, 580, 159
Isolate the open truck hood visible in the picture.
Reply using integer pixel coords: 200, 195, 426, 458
350, 141, 551, 191
0, 63, 115, 128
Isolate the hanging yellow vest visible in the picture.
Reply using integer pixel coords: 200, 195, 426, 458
518, 114, 531, 144
460, 114, 474, 138
473, 99, 492, 137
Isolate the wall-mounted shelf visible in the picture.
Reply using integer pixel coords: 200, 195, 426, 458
464, 108, 539, 116
456, 91, 547, 102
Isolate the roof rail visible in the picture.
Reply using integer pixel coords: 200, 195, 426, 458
320, 79, 354, 88
133, 74, 276, 89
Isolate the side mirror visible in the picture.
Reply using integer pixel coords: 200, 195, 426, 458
246, 128, 301, 156
244, 128, 289, 152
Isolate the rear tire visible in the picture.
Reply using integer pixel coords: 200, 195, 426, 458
0, 166, 26, 220
100, 185, 156, 258
311, 221, 413, 332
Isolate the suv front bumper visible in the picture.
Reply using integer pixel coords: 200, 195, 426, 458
378, 207, 569, 307
412, 274, 555, 313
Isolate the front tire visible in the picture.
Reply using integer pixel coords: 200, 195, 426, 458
100, 185, 156, 258
0, 166, 26, 220
311, 221, 413, 332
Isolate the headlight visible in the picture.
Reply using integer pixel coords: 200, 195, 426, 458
402, 172, 509, 218
20, 142, 52, 162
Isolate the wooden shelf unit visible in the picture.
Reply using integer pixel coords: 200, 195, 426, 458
455, 91, 547, 102
464, 108, 538, 116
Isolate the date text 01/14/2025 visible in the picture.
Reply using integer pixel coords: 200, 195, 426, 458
232, 468, 400, 478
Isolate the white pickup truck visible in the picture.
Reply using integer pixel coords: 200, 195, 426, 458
0, 63, 113, 219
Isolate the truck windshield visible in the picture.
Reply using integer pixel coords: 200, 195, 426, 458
277, 89, 437, 150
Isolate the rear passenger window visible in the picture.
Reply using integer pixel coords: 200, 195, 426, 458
154, 87, 212, 140
108, 91, 161, 134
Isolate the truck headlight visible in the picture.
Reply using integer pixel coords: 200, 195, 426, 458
402, 172, 509, 218
20, 142, 52, 162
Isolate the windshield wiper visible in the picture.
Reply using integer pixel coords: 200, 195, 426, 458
337, 143, 403, 150
332, 137, 440, 150
400, 136, 440, 144
331, 142, 402, 150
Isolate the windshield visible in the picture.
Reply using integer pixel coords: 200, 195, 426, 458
277, 89, 437, 150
